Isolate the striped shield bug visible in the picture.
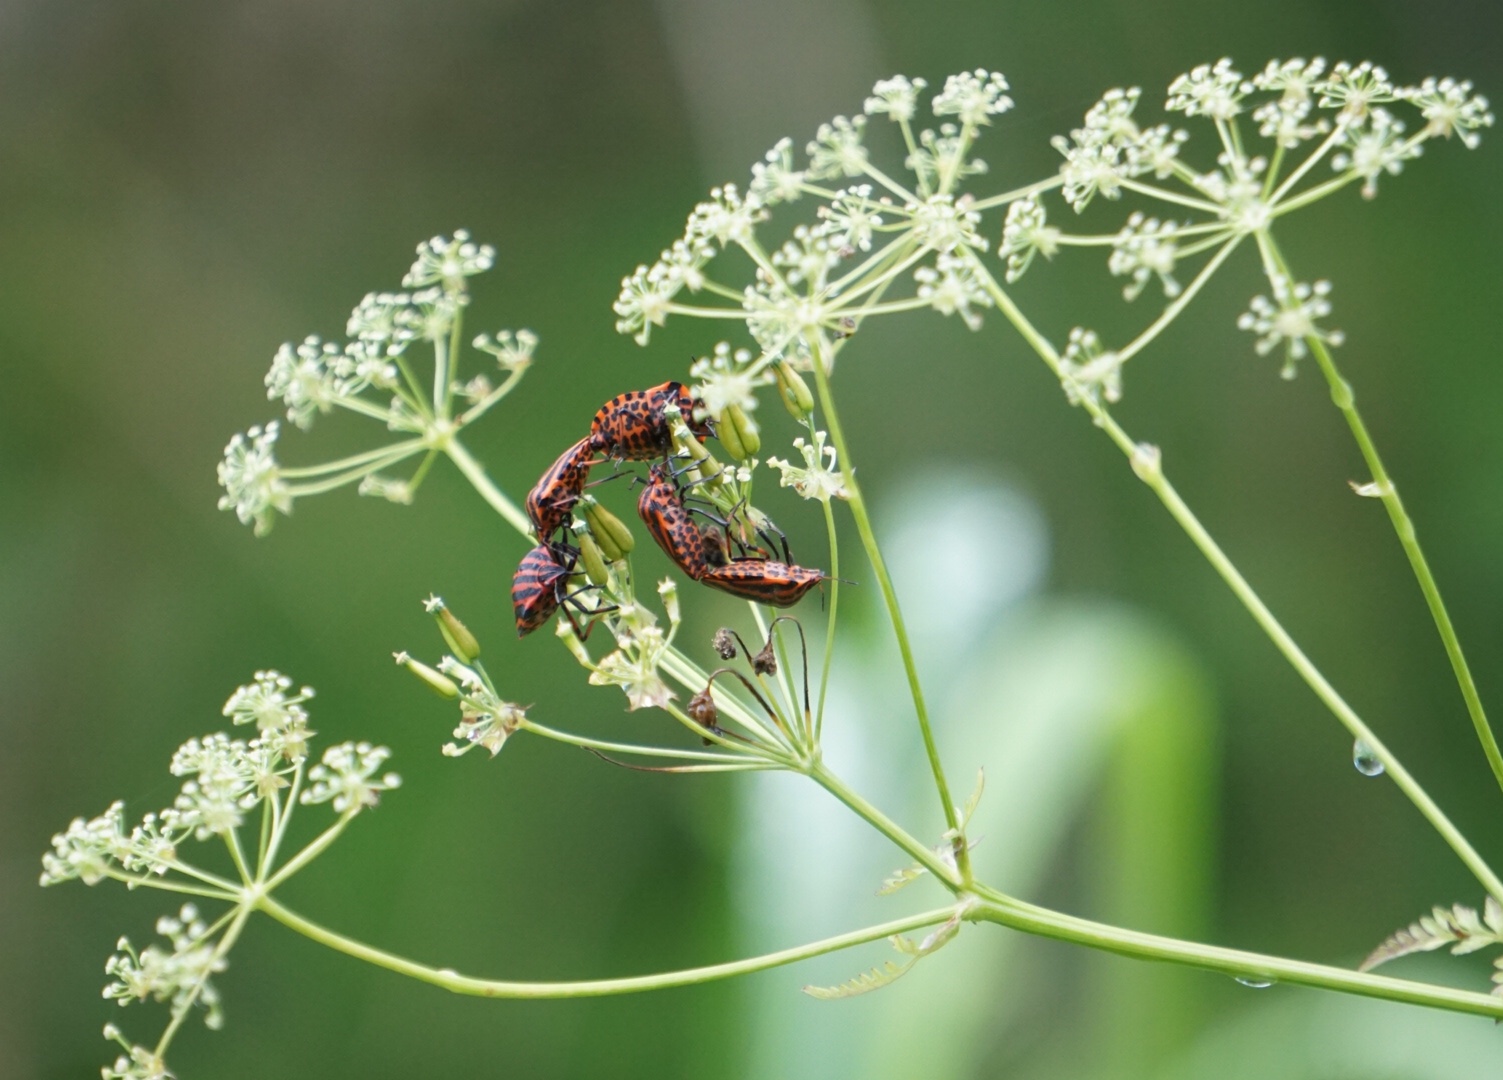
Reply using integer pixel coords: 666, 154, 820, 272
591, 381, 712, 461
636, 464, 726, 580
700, 559, 828, 608
525, 436, 598, 541
511, 544, 614, 637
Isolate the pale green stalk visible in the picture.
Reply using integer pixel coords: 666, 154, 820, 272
1115, 235, 1244, 363
972, 260, 1503, 902
258, 893, 960, 997
974, 891, 1503, 1019
1257, 232, 1503, 798
816, 496, 840, 741
443, 439, 533, 536
806, 335, 969, 881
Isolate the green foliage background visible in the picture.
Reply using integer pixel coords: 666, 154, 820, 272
4, 1, 1503, 1076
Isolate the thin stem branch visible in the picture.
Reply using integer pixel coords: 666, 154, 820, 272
444, 439, 533, 537
1115, 235, 1244, 363
811, 763, 958, 886
806, 336, 968, 881
258, 893, 960, 997
816, 496, 840, 741
973, 263, 1503, 902
1258, 233, 1503, 798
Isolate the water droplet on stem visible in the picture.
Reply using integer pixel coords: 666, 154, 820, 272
1352, 738, 1385, 777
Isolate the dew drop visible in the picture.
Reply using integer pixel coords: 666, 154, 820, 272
1352, 738, 1386, 777
1234, 975, 1274, 989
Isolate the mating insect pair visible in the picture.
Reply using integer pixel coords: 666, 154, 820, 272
636, 463, 830, 608
513, 381, 711, 637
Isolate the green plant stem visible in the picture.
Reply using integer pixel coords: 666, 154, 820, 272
974, 264, 1503, 902
1258, 234, 1503, 799
811, 762, 959, 886
257, 892, 959, 998
816, 496, 840, 741
973, 890, 1503, 1020
806, 337, 969, 881
444, 438, 533, 536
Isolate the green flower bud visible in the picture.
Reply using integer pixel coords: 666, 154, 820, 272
774, 361, 815, 418
579, 495, 635, 561
433, 605, 481, 663
670, 413, 727, 488
578, 532, 611, 588
393, 651, 459, 698
719, 404, 761, 460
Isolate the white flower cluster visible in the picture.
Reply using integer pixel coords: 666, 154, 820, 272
1058, 328, 1124, 407
216, 422, 289, 537
998, 197, 1060, 283
439, 656, 528, 758
1052, 87, 1189, 212
690, 342, 772, 419
300, 742, 401, 814
768, 431, 849, 502
402, 229, 496, 293
573, 581, 681, 713
1238, 276, 1344, 378
1108, 213, 1181, 300
104, 905, 227, 1030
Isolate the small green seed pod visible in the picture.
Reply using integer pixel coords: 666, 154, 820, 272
394, 652, 459, 699
578, 532, 611, 588
433, 605, 481, 663
719, 404, 761, 460
579, 495, 635, 560
774, 360, 815, 418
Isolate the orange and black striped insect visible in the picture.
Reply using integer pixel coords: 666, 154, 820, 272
525, 436, 598, 541
511, 543, 613, 637
636, 463, 726, 580
700, 559, 829, 608
590, 381, 712, 461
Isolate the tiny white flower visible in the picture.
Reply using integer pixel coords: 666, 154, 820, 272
217, 422, 291, 537
300, 741, 401, 814
1331, 107, 1420, 198
1059, 328, 1123, 407
690, 342, 772, 418
771, 224, 842, 289
472, 328, 539, 371
914, 252, 993, 330
358, 473, 413, 505
749, 137, 807, 205
1167, 58, 1252, 120
222, 669, 313, 733
931, 69, 1014, 126
805, 116, 870, 180
908, 193, 985, 253
1052, 136, 1127, 212
589, 625, 675, 712
768, 431, 849, 502
1253, 58, 1328, 103
905, 124, 989, 190
865, 75, 927, 122
818, 185, 886, 253
347, 291, 419, 353
614, 264, 675, 345
1400, 76, 1494, 149
1317, 61, 1397, 122
685, 184, 767, 247
998, 197, 1060, 282
265, 337, 342, 430
1238, 276, 1344, 378
403, 229, 495, 293
1108, 213, 1181, 300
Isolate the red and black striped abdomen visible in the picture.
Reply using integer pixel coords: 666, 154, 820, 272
637, 465, 722, 580
591, 381, 711, 461
700, 559, 826, 607
526, 436, 596, 540
512, 544, 572, 635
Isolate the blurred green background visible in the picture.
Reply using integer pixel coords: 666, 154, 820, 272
5, 1, 1503, 1076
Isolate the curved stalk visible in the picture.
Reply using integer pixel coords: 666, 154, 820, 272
258, 893, 959, 998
